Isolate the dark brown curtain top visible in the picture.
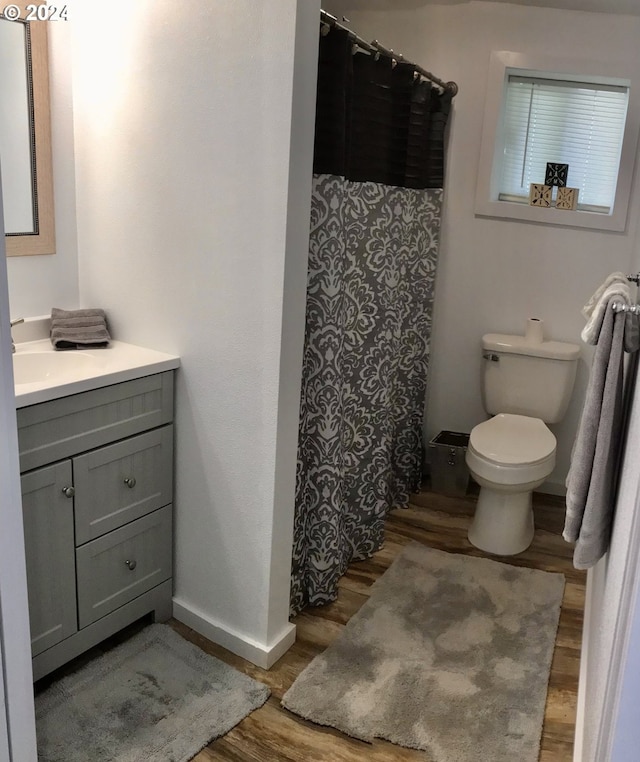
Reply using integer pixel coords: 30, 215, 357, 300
313, 27, 452, 189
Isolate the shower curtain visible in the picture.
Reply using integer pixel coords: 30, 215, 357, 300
290, 26, 452, 614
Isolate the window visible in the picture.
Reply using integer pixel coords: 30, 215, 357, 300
475, 51, 640, 231
500, 76, 628, 213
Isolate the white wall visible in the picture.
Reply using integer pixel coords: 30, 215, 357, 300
6, 20, 79, 319
0, 652, 8, 762
324, 0, 640, 492
573, 354, 640, 761
610, 550, 640, 760
0, 173, 37, 759
62, 0, 316, 664
266, 0, 320, 646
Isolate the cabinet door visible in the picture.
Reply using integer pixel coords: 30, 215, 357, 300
74, 425, 173, 545
21, 462, 77, 657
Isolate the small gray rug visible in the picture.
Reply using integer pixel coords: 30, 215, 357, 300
36, 624, 270, 762
283, 542, 564, 761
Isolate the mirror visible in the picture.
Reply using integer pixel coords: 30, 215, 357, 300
0, 8, 54, 256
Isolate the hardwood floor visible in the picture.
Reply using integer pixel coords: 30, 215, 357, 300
175, 486, 585, 762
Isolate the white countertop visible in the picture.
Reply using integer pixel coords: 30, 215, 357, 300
14, 339, 180, 408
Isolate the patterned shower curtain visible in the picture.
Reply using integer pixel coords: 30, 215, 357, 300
290, 26, 452, 614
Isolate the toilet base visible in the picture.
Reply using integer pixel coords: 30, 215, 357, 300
468, 484, 535, 556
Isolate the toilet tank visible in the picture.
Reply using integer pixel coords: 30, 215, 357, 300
481, 332, 580, 424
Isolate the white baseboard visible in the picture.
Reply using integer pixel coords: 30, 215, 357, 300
172, 597, 296, 669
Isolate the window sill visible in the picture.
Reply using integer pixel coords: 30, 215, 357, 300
475, 197, 625, 232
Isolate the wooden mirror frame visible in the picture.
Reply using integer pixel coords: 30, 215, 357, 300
4, 12, 55, 257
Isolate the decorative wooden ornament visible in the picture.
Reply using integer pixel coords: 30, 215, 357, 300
545, 163, 569, 187
529, 183, 552, 208
556, 187, 579, 211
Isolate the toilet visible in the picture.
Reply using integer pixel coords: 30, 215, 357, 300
466, 321, 579, 555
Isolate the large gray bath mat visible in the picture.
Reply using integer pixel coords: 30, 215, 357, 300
36, 623, 269, 761
283, 542, 564, 761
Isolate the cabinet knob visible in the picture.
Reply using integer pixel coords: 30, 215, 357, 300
125, 559, 137, 571
123, 477, 137, 489
62, 486, 75, 498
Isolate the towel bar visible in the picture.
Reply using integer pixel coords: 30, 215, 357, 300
612, 302, 640, 314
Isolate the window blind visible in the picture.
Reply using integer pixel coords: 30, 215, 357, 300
499, 75, 629, 212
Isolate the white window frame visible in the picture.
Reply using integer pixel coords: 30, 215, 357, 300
475, 51, 640, 232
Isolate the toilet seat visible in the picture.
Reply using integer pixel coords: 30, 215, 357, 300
467, 413, 556, 487
470, 413, 556, 465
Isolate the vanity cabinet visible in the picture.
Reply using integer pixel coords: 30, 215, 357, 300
17, 372, 175, 681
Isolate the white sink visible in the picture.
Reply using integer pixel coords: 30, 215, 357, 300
12, 338, 179, 408
13, 351, 104, 386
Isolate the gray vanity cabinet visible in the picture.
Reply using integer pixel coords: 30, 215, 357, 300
17, 372, 175, 681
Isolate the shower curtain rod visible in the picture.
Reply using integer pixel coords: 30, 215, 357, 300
320, 9, 458, 96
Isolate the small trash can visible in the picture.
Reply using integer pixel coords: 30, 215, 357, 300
429, 430, 470, 496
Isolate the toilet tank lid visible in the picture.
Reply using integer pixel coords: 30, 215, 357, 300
482, 333, 580, 360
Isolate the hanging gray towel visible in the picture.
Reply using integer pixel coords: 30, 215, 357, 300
50, 307, 111, 349
564, 299, 625, 569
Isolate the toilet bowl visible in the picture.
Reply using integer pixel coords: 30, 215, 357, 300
466, 413, 556, 555
466, 323, 578, 555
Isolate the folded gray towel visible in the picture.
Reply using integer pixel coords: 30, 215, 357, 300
50, 307, 111, 349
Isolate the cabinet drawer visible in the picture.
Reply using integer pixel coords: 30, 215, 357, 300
76, 505, 172, 629
17, 372, 173, 472
74, 425, 173, 544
